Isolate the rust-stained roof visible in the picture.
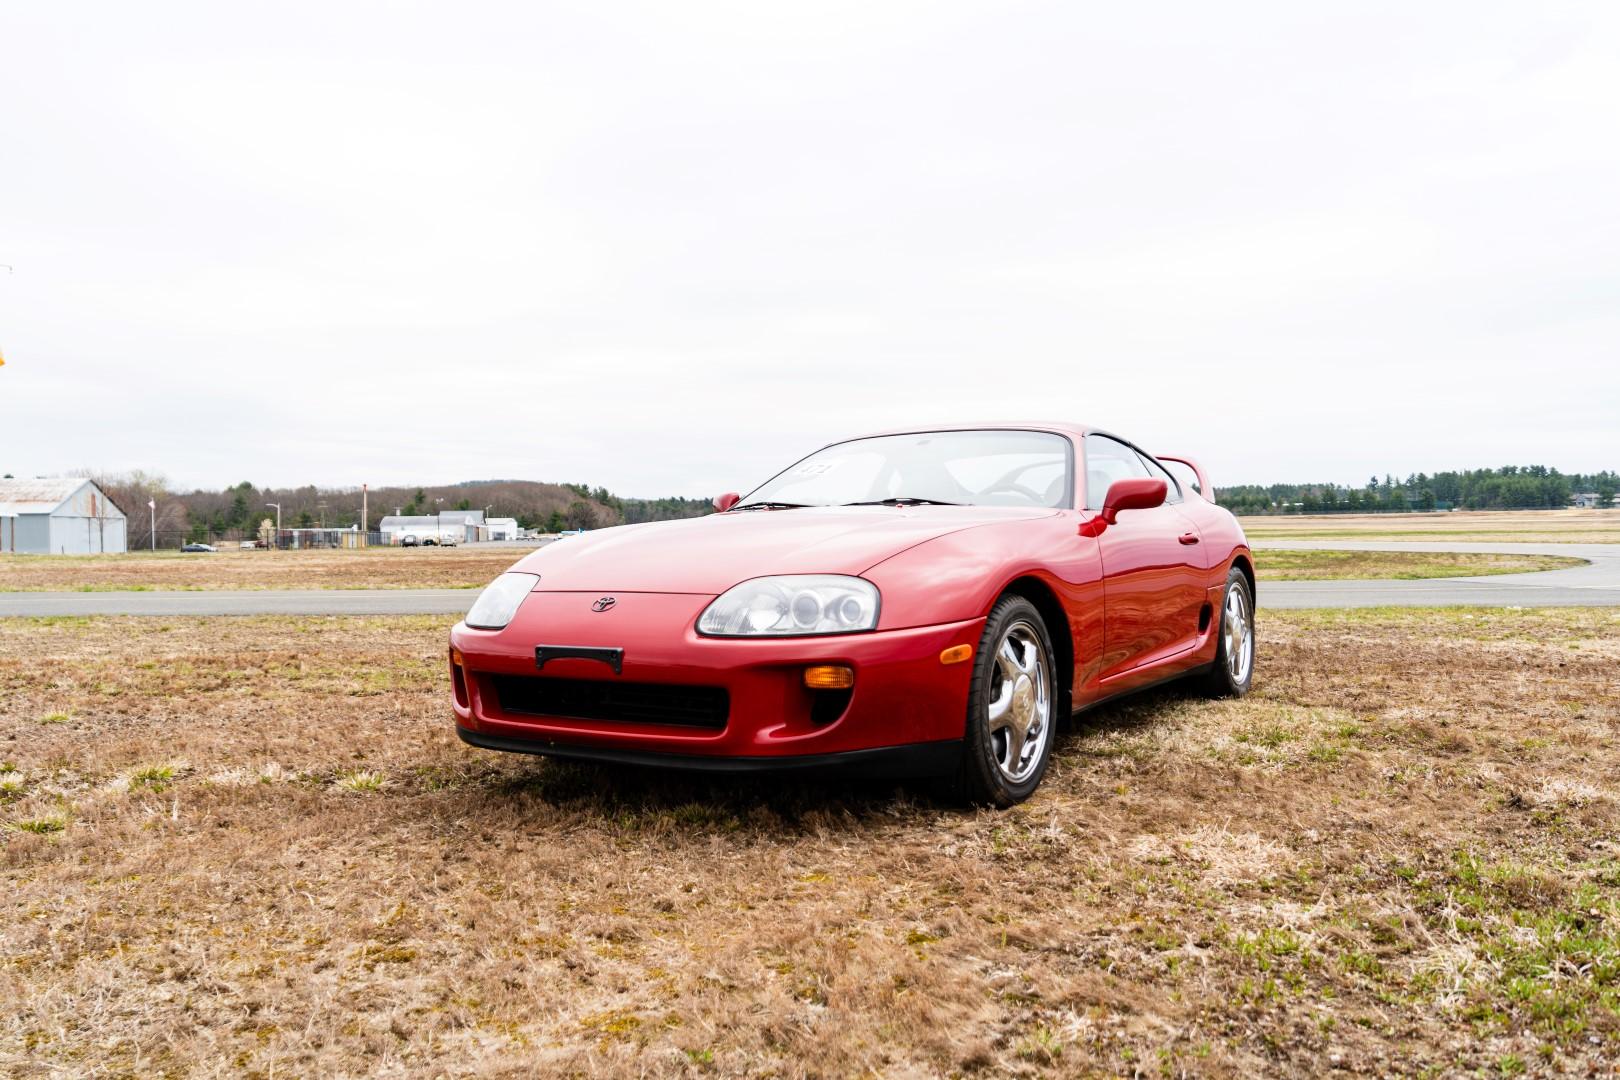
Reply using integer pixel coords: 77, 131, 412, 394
0, 477, 98, 516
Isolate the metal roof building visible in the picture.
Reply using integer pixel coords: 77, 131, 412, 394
378, 510, 485, 544
0, 478, 128, 554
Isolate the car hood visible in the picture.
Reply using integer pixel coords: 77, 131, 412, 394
510, 506, 1061, 594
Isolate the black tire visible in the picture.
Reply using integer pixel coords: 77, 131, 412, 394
1201, 565, 1255, 698
949, 594, 1059, 807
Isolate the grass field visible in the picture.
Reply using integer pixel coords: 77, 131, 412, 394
1254, 549, 1586, 581
0, 545, 526, 592
1240, 509, 1620, 545
3, 610, 1617, 1076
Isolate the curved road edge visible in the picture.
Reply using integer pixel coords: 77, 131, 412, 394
1251, 539, 1620, 609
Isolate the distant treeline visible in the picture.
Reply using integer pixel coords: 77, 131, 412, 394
558, 484, 715, 525
1217, 466, 1620, 515
75, 473, 714, 547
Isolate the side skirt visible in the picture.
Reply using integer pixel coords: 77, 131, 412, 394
1067, 664, 1211, 724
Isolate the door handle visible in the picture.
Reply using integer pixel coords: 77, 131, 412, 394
1178, 533, 1200, 545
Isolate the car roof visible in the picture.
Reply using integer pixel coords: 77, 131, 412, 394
847, 421, 1094, 441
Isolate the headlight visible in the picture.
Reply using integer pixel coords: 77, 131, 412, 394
697, 575, 879, 636
465, 572, 539, 630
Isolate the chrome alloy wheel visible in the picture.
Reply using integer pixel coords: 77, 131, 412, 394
987, 620, 1052, 784
1224, 582, 1254, 685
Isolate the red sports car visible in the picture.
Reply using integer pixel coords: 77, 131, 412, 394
449, 424, 1254, 805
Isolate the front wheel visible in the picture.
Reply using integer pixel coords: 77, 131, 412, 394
952, 595, 1058, 807
1201, 565, 1255, 697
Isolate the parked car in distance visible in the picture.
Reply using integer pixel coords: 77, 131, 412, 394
400, 535, 419, 547
238, 540, 258, 550
182, 543, 217, 553
449, 423, 1254, 806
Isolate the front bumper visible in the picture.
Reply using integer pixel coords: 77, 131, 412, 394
455, 726, 965, 777
449, 591, 983, 765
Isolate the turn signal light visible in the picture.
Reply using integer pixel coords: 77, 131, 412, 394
803, 665, 855, 690
449, 646, 469, 709
939, 644, 973, 665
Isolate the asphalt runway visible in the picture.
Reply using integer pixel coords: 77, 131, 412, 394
1251, 540, 1620, 609
1, 541, 1616, 616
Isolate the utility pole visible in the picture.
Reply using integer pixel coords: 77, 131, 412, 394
148, 498, 156, 552
361, 483, 368, 541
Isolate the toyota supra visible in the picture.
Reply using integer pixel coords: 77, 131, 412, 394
449, 424, 1254, 805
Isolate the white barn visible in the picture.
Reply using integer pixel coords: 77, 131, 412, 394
0, 478, 128, 554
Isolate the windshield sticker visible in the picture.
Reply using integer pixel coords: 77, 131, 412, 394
793, 462, 837, 476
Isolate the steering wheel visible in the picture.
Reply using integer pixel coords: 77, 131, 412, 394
977, 462, 1050, 505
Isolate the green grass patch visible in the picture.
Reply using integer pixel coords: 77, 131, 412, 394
8, 815, 67, 835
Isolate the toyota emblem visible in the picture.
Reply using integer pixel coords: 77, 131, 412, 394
591, 596, 617, 612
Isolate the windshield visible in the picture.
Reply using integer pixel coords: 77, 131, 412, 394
741, 430, 1072, 509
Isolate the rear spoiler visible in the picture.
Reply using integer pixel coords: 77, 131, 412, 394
1157, 455, 1210, 499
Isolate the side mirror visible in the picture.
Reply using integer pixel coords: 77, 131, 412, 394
1079, 478, 1166, 536
713, 492, 741, 512
1102, 478, 1166, 522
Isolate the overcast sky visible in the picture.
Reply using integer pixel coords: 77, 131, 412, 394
1, 2, 1616, 497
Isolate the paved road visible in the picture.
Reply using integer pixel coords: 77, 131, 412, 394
1, 540, 1616, 616
0, 589, 477, 617
1253, 540, 1620, 609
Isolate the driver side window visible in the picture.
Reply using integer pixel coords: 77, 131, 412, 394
1135, 450, 1184, 505
1083, 435, 1150, 510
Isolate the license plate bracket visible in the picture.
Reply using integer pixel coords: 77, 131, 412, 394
535, 644, 624, 675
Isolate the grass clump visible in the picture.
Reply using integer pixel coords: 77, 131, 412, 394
8, 815, 66, 835
335, 769, 386, 793
128, 765, 176, 792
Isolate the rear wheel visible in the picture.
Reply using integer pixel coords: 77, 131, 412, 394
1201, 565, 1254, 697
952, 595, 1058, 807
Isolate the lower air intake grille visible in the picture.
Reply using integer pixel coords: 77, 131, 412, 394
491, 676, 729, 730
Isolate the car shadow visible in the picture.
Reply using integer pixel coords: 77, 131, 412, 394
454, 684, 1199, 827
1063, 682, 1191, 740
469, 755, 954, 827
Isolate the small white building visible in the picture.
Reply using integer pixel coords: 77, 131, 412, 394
484, 517, 520, 541
0, 478, 128, 554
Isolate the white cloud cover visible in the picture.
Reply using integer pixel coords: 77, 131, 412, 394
1, 1, 1616, 496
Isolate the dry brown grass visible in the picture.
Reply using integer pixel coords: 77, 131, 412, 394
2, 610, 1618, 1076
0, 545, 525, 592
1240, 508, 1620, 544
1254, 549, 1586, 581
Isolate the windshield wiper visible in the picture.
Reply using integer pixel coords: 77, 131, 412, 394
728, 501, 812, 512
842, 497, 962, 507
